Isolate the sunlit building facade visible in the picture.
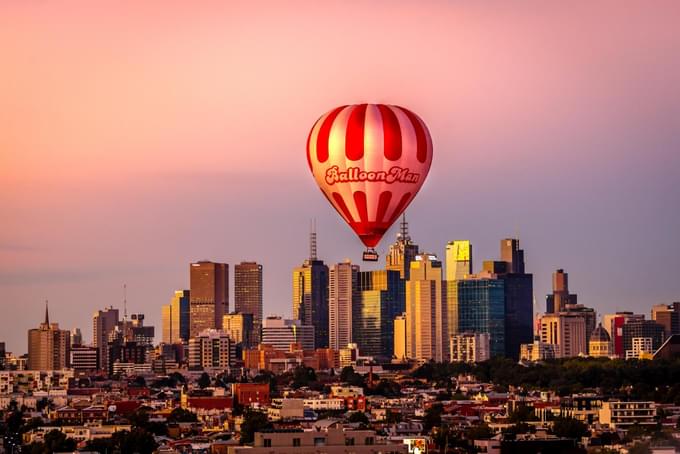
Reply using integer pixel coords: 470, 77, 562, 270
329, 261, 359, 351
234, 262, 263, 342
405, 254, 447, 362
27, 303, 71, 371
189, 261, 229, 338
354, 270, 404, 359
162, 289, 190, 344
457, 277, 505, 357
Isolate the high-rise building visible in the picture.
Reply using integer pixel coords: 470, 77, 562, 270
444, 240, 472, 342
292, 227, 329, 348
564, 304, 597, 350
405, 254, 447, 362
622, 320, 665, 354
602, 312, 645, 358
393, 314, 407, 360
539, 313, 587, 358
93, 306, 119, 372
188, 329, 235, 370
589, 323, 612, 358
123, 314, 155, 346
234, 262, 263, 342
450, 332, 490, 363
329, 261, 359, 351
386, 216, 419, 280
70, 328, 83, 347
27, 302, 71, 370
222, 312, 255, 349
652, 302, 680, 337
546, 269, 578, 313
162, 290, 190, 344
500, 238, 525, 274
70, 346, 98, 373
354, 270, 404, 359
445, 240, 472, 281
457, 277, 505, 357
261, 317, 315, 351
189, 261, 229, 338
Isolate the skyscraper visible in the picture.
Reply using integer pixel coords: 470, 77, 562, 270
93, 306, 119, 372
27, 302, 71, 370
480, 238, 534, 359
292, 226, 329, 348
354, 270, 404, 358
602, 312, 645, 358
546, 269, 578, 313
189, 261, 229, 338
222, 312, 255, 349
261, 316, 315, 351
162, 290, 190, 344
539, 312, 587, 358
328, 260, 359, 351
393, 314, 407, 360
234, 262, 263, 342
622, 320, 665, 353
445, 240, 472, 281
457, 277, 506, 358
386, 216, 419, 280
652, 302, 680, 336
500, 238, 525, 274
405, 254, 448, 362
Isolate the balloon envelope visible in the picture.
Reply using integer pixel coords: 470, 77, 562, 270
307, 104, 433, 248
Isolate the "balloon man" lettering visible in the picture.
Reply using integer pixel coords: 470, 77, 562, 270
325, 165, 420, 185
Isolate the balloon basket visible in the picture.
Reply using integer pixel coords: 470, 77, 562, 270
362, 249, 379, 262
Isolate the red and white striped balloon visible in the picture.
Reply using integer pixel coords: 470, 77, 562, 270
307, 104, 433, 248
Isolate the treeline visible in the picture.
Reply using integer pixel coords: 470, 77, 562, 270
413, 357, 680, 402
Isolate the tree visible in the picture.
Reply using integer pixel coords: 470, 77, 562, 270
291, 366, 317, 389
507, 404, 538, 423
240, 409, 271, 444
43, 429, 76, 453
550, 416, 589, 439
465, 423, 494, 441
347, 411, 369, 425
198, 372, 211, 389
168, 407, 198, 423
85, 429, 157, 454
422, 404, 443, 433
340, 366, 365, 388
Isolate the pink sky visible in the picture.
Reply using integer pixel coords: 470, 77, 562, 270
2, 1, 680, 352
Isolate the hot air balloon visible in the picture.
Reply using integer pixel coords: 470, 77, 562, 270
306, 104, 433, 261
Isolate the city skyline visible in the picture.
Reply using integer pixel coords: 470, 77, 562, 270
2, 2, 680, 352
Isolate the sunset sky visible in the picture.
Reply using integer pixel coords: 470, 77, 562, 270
2, 1, 680, 352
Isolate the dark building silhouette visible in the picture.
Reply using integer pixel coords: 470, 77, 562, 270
546, 269, 578, 313
292, 226, 329, 348
234, 262, 263, 342
189, 261, 229, 337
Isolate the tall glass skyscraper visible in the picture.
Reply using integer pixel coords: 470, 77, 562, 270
292, 227, 329, 348
189, 261, 229, 338
354, 270, 404, 359
234, 261, 263, 342
162, 289, 190, 344
457, 278, 506, 357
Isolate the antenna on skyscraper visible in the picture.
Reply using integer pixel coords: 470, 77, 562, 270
309, 218, 318, 261
123, 284, 127, 322
399, 213, 410, 243
44, 299, 50, 325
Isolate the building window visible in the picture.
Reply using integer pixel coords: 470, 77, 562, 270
345, 437, 355, 445
365, 436, 374, 445
293, 438, 301, 447
263, 439, 271, 447
314, 437, 325, 446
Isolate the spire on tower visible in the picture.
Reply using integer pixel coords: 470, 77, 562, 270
44, 299, 49, 325
398, 213, 411, 243
309, 219, 318, 261
123, 284, 127, 322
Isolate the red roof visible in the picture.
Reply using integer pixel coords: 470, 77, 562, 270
187, 397, 233, 410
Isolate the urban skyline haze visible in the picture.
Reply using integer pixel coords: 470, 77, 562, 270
2, 1, 680, 352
